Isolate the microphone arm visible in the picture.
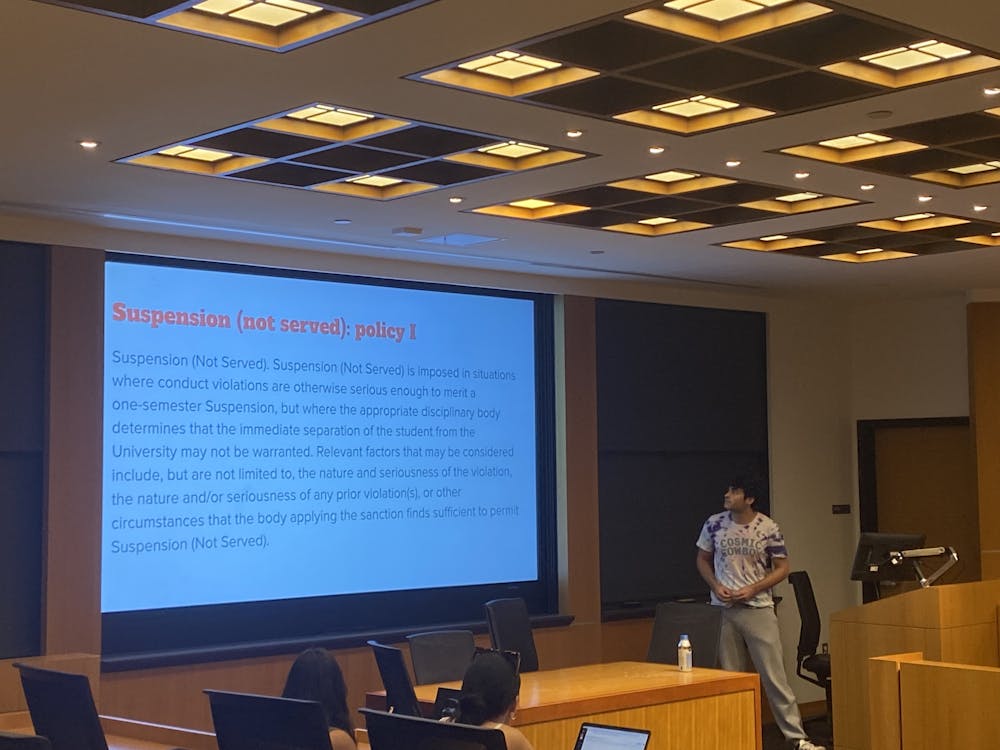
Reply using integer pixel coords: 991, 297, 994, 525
888, 546, 959, 588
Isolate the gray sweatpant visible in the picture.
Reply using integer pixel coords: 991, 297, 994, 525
719, 605, 807, 742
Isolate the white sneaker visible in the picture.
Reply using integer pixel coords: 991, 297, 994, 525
794, 740, 826, 750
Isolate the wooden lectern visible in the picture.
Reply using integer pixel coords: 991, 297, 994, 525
830, 579, 1000, 750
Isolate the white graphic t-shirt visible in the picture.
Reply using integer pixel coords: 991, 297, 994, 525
696, 511, 787, 608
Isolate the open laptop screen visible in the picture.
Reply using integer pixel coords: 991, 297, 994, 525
574, 723, 651, 750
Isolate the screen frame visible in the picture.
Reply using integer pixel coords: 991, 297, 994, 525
100, 253, 558, 658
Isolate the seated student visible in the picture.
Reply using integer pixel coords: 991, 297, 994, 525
282, 648, 356, 750
455, 652, 533, 750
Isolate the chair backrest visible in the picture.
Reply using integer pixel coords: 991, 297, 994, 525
483, 598, 538, 672
645, 602, 722, 668
367, 640, 423, 717
360, 708, 507, 750
406, 630, 477, 685
0, 732, 52, 750
206, 689, 333, 750
13, 664, 108, 750
788, 571, 821, 660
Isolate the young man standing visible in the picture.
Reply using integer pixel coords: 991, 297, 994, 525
696, 478, 824, 750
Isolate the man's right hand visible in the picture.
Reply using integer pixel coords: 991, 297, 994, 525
713, 583, 734, 602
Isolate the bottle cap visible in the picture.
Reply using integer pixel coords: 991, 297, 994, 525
680, 634, 689, 640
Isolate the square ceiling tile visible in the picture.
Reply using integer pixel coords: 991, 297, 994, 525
521, 20, 699, 70
953, 136, 1000, 160
629, 48, 795, 91
732, 14, 924, 67
860, 148, 977, 175
228, 163, 348, 187
542, 209, 641, 227
526, 77, 680, 116
194, 128, 330, 158
360, 126, 496, 157
682, 182, 783, 204
619, 195, 712, 216
723, 71, 883, 111
674, 205, 777, 224
545, 185, 655, 207
383, 161, 502, 185
881, 114, 1000, 146
294, 145, 418, 172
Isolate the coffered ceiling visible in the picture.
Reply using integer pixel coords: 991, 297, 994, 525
2, 0, 1000, 295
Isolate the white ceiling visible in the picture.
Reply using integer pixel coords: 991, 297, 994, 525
2, 0, 1000, 297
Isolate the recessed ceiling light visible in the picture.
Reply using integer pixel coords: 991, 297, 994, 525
760, 235, 788, 241
894, 212, 934, 221
917, 194, 933, 202
856, 248, 884, 255
725, 160, 742, 167
974, 204, 989, 211
590, 249, 605, 255
333, 218, 352, 225
794, 171, 810, 179
459, 50, 562, 80
985, 87, 1000, 96
78, 140, 100, 149
449, 196, 464, 204
867, 110, 894, 120
818, 132, 892, 150
649, 146, 666, 155
509, 198, 555, 209
566, 129, 584, 138
860, 183, 876, 191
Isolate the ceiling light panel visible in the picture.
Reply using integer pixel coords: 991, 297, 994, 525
778, 110, 1000, 185
473, 171, 860, 236
412, 4, 996, 132
721, 214, 1000, 261
122, 103, 593, 200
53, 0, 440, 52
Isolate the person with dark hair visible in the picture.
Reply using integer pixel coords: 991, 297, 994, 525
696, 478, 825, 750
456, 652, 533, 750
282, 648, 356, 750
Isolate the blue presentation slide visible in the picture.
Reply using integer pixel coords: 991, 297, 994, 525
102, 261, 539, 613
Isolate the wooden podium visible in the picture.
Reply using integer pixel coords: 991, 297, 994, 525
830, 579, 1000, 750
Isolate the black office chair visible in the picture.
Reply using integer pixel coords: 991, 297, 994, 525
367, 640, 423, 717
483, 597, 539, 672
0, 732, 51, 750
646, 601, 722, 668
13, 664, 108, 750
406, 629, 477, 685
360, 708, 507, 750
788, 571, 832, 725
206, 689, 333, 750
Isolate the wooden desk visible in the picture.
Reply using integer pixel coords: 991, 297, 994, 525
367, 661, 761, 750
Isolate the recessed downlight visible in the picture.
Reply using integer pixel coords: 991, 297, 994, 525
984, 87, 1000, 96
449, 196, 464, 204
649, 145, 666, 155
78, 140, 100, 149
794, 171, 810, 179
917, 194, 933, 202
860, 183, 876, 191
333, 218, 352, 225
725, 160, 742, 167
566, 129, 584, 138
974, 204, 989, 212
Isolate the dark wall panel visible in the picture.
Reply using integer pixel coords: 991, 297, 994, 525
595, 299, 768, 612
0, 240, 46, 658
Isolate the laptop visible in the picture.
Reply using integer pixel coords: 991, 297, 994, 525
573, 723, 651, 750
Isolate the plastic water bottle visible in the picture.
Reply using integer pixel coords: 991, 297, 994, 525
677, 634, 693, 672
